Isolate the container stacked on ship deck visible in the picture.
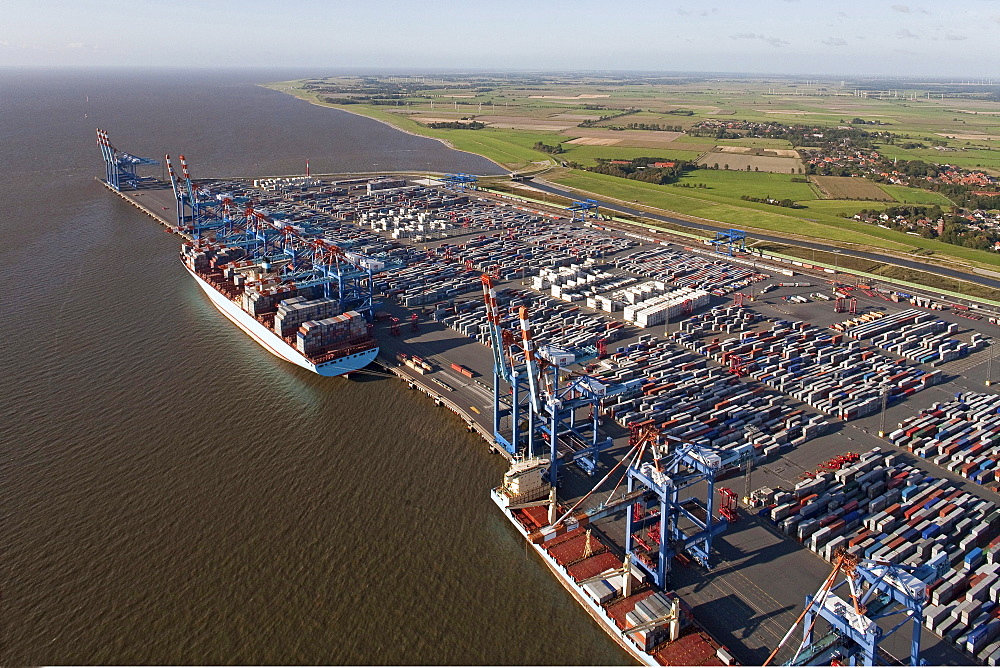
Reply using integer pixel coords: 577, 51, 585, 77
242, 285, 313, 316
296, 311, 367, 356
757, 447, 1000, 663
508, 503, 734, 665
274, 297, 342, 337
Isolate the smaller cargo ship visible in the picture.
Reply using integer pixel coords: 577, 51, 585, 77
492, 458, 736, 667
181, 243, 378, 377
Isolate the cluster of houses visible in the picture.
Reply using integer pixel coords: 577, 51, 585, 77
852, 207, 1000, 249
689, 119, 795, 135
802, 146, 998, 191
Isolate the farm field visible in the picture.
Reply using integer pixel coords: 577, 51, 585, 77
696, 151, 802, 174
811, 175, 893, 201
673, 169, 816, 201
793, 199, 888, 217
560, 145, 703, 166
552, 170, 901, 247
265, 74, 1000, 272
880, 185, 954, 205
549, 170, 1000, 269
875, 143, 1000, 174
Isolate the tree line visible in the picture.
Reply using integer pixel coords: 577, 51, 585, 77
582, 157, 694, 185
428, 120, 486, 129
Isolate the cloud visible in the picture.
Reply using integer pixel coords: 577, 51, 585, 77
896, 28, 920, 39
892, 4, 929, 14
822, 37, 848, 46
729, 32, 790, 47
678, 7, 717, 16
945, 33, 968, 41
67, 42, 85, 49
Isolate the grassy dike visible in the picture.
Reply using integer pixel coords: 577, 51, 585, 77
263, 82, 556, 171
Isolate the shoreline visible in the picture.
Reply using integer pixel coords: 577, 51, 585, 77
257, 83, 511, 175
102, 177, 513, 461
370, 356, 511, 461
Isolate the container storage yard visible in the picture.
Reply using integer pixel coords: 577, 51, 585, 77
105, 154, 1000, 666
753, 446, 1000, 664
891, 393, 1000, 491
675, 317, 943, 421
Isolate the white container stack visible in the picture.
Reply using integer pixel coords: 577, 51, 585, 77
842, 308, 987, 366
623, 287, 711, 328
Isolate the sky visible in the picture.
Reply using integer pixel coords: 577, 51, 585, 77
2, 0, 999, 78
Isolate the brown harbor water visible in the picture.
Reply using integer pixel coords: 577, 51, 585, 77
0, 68, 631, 665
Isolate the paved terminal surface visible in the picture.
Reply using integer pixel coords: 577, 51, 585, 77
120, 178, 1000, 665
377, 276, 990, 665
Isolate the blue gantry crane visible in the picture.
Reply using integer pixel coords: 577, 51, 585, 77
442, 173, 478, 191
624, 425, 729, 588
166, 154, 202, 231
711, 229, 747, 256
520, 421, 731, 593
480, 276, 731, 584
481, 274, 535, 457
480, 275, 625, 472
175, 175, 402, 317
567, 199, 600, 222
765, 549, 949, 666
96, 128, 159, 191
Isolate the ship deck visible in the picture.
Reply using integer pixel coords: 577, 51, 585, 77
509, 502, 731, 666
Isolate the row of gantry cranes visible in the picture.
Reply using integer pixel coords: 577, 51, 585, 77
97, 128, 405, 316
98, 129, 950, 666
480, 275, 949, 666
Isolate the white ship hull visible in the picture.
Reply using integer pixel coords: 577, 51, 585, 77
184, 264, 378, 377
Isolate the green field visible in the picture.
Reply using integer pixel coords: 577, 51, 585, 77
673, 169, 817, 200
680, 135, 797, 149
793, 199, 882, 216
552, 170, 903, 247
356, 112, 558, 168
558, 145, 703, 167
550, 169, 1000, 269
880, 185, 955, 206
875, 144, 1000, 173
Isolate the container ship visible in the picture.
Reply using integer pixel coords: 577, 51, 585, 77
180, 243, 378, 377
492, 459, 736, 667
